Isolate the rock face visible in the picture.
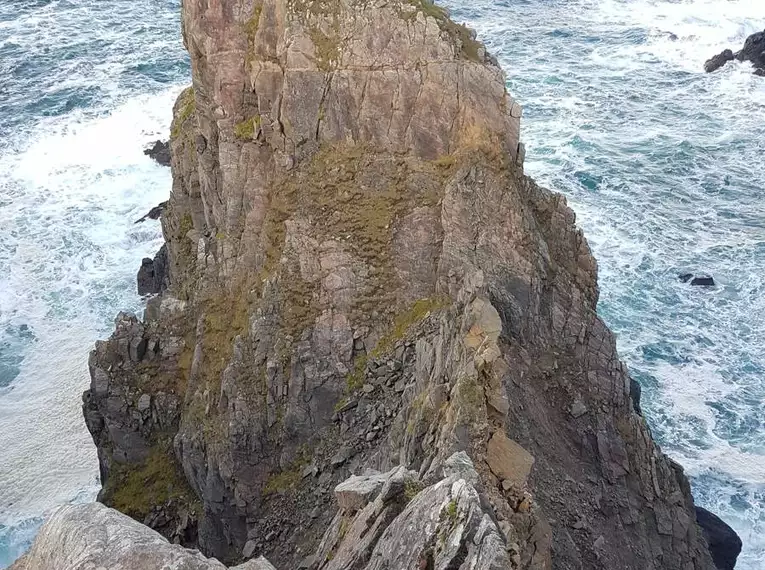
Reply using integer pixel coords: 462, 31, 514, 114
695, 507, 743, 570
137, 244, 170, 295
81, 0, 730, 569
705, 29, 765, 74
9, 502, 275, 570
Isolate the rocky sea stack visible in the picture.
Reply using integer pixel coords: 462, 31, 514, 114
14, 0, 741, 569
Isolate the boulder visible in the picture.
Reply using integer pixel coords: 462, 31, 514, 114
691, 276, 716, 287
678, 273, 715, 287
486, 431, 535, 488
695, 507, 742, 570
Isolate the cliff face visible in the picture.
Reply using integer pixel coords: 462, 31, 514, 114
82, 0, 717, 569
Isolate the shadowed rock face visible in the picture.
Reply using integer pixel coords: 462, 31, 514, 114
80, 0, 728, 569
696, 507, 743, 570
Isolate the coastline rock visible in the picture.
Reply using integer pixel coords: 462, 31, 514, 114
704, 49, 735, 73
144, 140, 171, 166
9, 502, 274, 570
81, 0, 721, 568
137, 244, 169, 296
134, 200, 167, 224
705, 30, 765, 74
695, 507, 742, 570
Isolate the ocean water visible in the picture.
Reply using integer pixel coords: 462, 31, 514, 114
0, 0, 189, 566
0, 0, 763, 568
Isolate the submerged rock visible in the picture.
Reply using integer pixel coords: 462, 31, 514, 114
705, 30, 765, 74
144, 140, 171, 166
678, 273, 716, 287
695, 507, 742, 570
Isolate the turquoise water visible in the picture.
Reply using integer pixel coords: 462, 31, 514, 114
1, 0, 763, 568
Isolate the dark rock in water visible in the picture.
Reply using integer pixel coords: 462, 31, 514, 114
144, 140, 171, 166
705, 30, 765, 74
134, 201, 168, 224
691, 276, 715, 287
679, 274, 715, 287
630, 377, 642, 415
704, 49, 735, 73
137, 245, 168, 296
695, 507, 742, 570
735, 29, 765, 70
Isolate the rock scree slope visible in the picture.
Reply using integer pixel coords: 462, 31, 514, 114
58, 0, 740, 568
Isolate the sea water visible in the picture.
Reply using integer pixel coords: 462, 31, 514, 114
0, 0, 763, 567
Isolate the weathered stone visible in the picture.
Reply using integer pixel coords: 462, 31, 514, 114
569, 398, 588, 418
79, 0, 720, 566
9, 503, 275, 570
334, 472, 387, 512
705, 30, 765, 74
487, 431, 535, 488
144, 140, 171, 167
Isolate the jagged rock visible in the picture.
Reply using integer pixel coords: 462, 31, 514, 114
692, 276, 716, 287
144, 140, 171, 166
9, 503, 273, 570
630, 377, 642, 415
705, 29, 765, 74
695, 507, 742, 570
134, 200, 168, 223
313, 455, 511, 570
137, 244, 169, 295
678, 273, 716, 287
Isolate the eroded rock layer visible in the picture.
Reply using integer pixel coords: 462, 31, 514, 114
81, 0, 722, 569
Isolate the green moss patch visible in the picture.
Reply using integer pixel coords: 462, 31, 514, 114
402, 0, 483, 62
104, 443, 199, 520
234, 115, 261, 140
171, 87, 196, 139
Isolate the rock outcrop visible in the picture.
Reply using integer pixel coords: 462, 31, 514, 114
695, 507, 743, 570
137, 244, 170, 296
80, 0, 734, 568
9, 502, 275, 570
145, 140, 172, 166
704, 29, 765, 74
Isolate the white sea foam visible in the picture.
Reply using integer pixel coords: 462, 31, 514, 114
0, 87, 182, 566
